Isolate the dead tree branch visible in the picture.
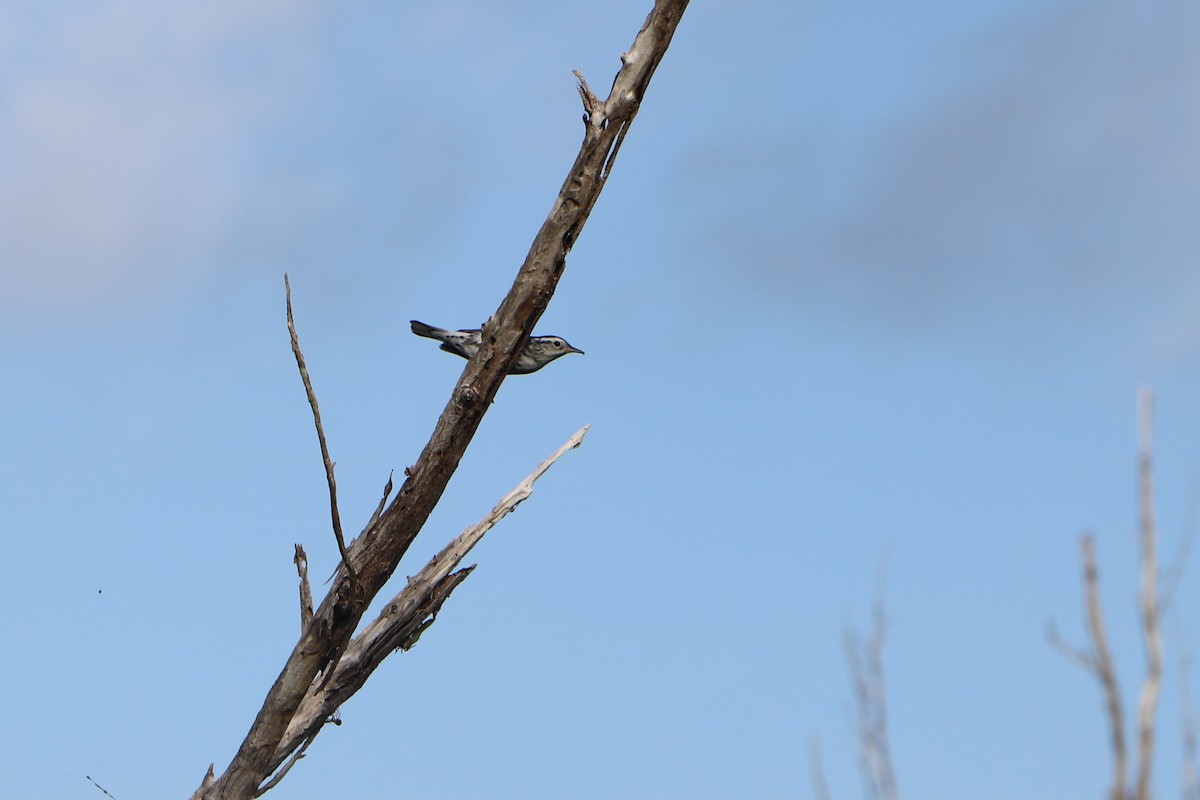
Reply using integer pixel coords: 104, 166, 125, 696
845, 592, 898, 800
1050, 390, 1169, 800
262, 426, 588, 774
808, 736, 833, 800
195, 8, 687, 794
1134, 388, 1162, 800
293, 545, 313, 632
1181, 648, 1199, 800
86, 776, 119, 800
1049, 535, 1127, 800
284, 274, 355, 582
1159, 478, 1196, 615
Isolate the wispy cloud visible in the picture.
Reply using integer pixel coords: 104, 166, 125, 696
0, 1, 587, 320
688, 0, 1200, 359
0, 1, 321, 314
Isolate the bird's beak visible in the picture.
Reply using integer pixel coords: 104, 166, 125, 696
569, 345, 585, 355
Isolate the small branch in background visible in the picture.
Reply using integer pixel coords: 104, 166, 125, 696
1048, 535, 1127, 800
284, 274, 355, 583
294, 544, 313, 632
1134, 388, 1162, 800
1158, 476, 1195, 615
845, 586, 898, 800
86, 775, 118, 799
1180, 648, 1199, 800
808, 735, 833, 800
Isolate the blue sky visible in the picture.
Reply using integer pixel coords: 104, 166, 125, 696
3, 1, 1200, 798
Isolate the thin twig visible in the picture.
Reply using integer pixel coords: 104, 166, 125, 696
294, 544, 313, 632
1060, 534, 1127, 800
845, 572, 898, 800
326, 471, 396, 586
86, 776, 118, 800
284, 274, 355, 583
1159, 482, 1194, 614
1181, 647, 1199, 800
254, 734, 314, 798
1135, 388, 1163, 800
1046, 621, 1099, 672
808, 735, 833, 800
364, 470, 395, 535
1088, 535, 1127, 800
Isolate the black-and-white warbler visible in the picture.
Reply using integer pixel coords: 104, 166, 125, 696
410, 320, 584, 374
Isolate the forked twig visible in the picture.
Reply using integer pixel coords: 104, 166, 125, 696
1049, 535, 1126, 800
284, 274, 356, 582
1050, 391, 1170, 800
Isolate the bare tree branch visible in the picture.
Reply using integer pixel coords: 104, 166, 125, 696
1135, 388, 1163, 800
1181, 648, 1199, 800
808, 735, 833, 800
1081, 534, 1127, 800
1046, 620, 1100, 673
1159, 478, 1195, 615
1051, 535, 1127, 799
86, 775, 119, 799
846, 582, 898, 800
200, 5, 687, 796
293, 545, 313, 632
1050, 390, 1175, 800
284, 274, 355, 583
265, 426, 588, 774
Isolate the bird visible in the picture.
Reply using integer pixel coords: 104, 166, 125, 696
410, 320, 584, 374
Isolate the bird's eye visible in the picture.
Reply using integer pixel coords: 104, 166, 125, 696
553, 340, 562, 348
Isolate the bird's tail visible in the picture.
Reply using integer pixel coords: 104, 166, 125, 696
410, 320, 443, 339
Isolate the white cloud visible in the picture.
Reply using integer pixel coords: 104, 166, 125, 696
0, 1, 604, 321
0, 1, 320, 314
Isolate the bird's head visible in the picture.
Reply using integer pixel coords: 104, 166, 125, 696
538, 336, 584, 358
